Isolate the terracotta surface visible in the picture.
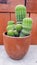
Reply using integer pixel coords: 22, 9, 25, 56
0, 13, 10, 44
0, 0, 24, 12
26, 13, 29, 17
26, 0, 37, 13
11, 13, 16, 22
30, 13, 37, 44
3, 32, 30, 60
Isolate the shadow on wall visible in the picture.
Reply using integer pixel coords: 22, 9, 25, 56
0, 0, 7, 4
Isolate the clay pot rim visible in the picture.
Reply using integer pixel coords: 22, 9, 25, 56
3, 32, 30, 39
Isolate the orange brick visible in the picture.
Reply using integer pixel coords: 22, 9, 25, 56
0, 13, 10, 44
26, 13, 29, 17
26, 0, 37, 13
30, 13, 37, 44
0, 0, 24, 12
8, 0, 25, 12
11, 13, 16, 23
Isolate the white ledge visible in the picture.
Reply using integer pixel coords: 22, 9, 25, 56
0, 45, 37, 65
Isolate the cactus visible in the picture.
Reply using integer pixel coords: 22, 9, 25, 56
6, 5, 32, 37
7, 21, 15, 25
15, 5, 26, 23
7, 30, 15, 36
20, 18, 32, 37
21, 29, 30, 35
22, 18, 32, 30
6, 24, 15, 31
14, 30, 19, 37
22, 18, 32, 35
15, 24, 22, 32
20, 32, 25, 37
6, 21, 15, 31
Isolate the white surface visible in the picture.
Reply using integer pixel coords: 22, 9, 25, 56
0, 45, 37, 65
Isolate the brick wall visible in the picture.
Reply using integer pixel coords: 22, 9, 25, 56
26, 0, 37, 44
0, 0, 37, 44
0, 0, 24, 44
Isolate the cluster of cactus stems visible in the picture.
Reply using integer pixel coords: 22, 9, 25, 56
15, 5, 26, 23
6, 5, 32, 37
15, 5, 32, 36
20, 18, 32, 36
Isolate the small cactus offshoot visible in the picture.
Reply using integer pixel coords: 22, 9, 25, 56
22, 18, 32, 29
15, 5, 26, 23
7, 21, 15, 25
22, 18, 32, 35
15, 24, 22, 32
7, 30, 15, 36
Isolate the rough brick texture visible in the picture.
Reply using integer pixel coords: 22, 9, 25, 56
0, 13, 10, 44
30, 13, 37, 44
26, 0, 37, 13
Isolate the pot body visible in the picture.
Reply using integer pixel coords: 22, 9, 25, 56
3, 32, 30, 60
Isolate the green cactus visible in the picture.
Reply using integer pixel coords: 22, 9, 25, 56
22, 29, 30, 35
22, 18, 32, 27
7, 21, 15, 25
22, 18, 32, 35
6, 20, 16, 31
15, 5, 26, 23
20, 29, 30, 37
7, 30, 15, 36
6, 24, 15, 31
6, 5, 32, 37
14, 30, 19, 37
15, 24, 22, 32
20, 32, 25, 37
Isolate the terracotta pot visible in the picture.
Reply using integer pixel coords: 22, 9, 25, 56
3, 32, 30, 60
